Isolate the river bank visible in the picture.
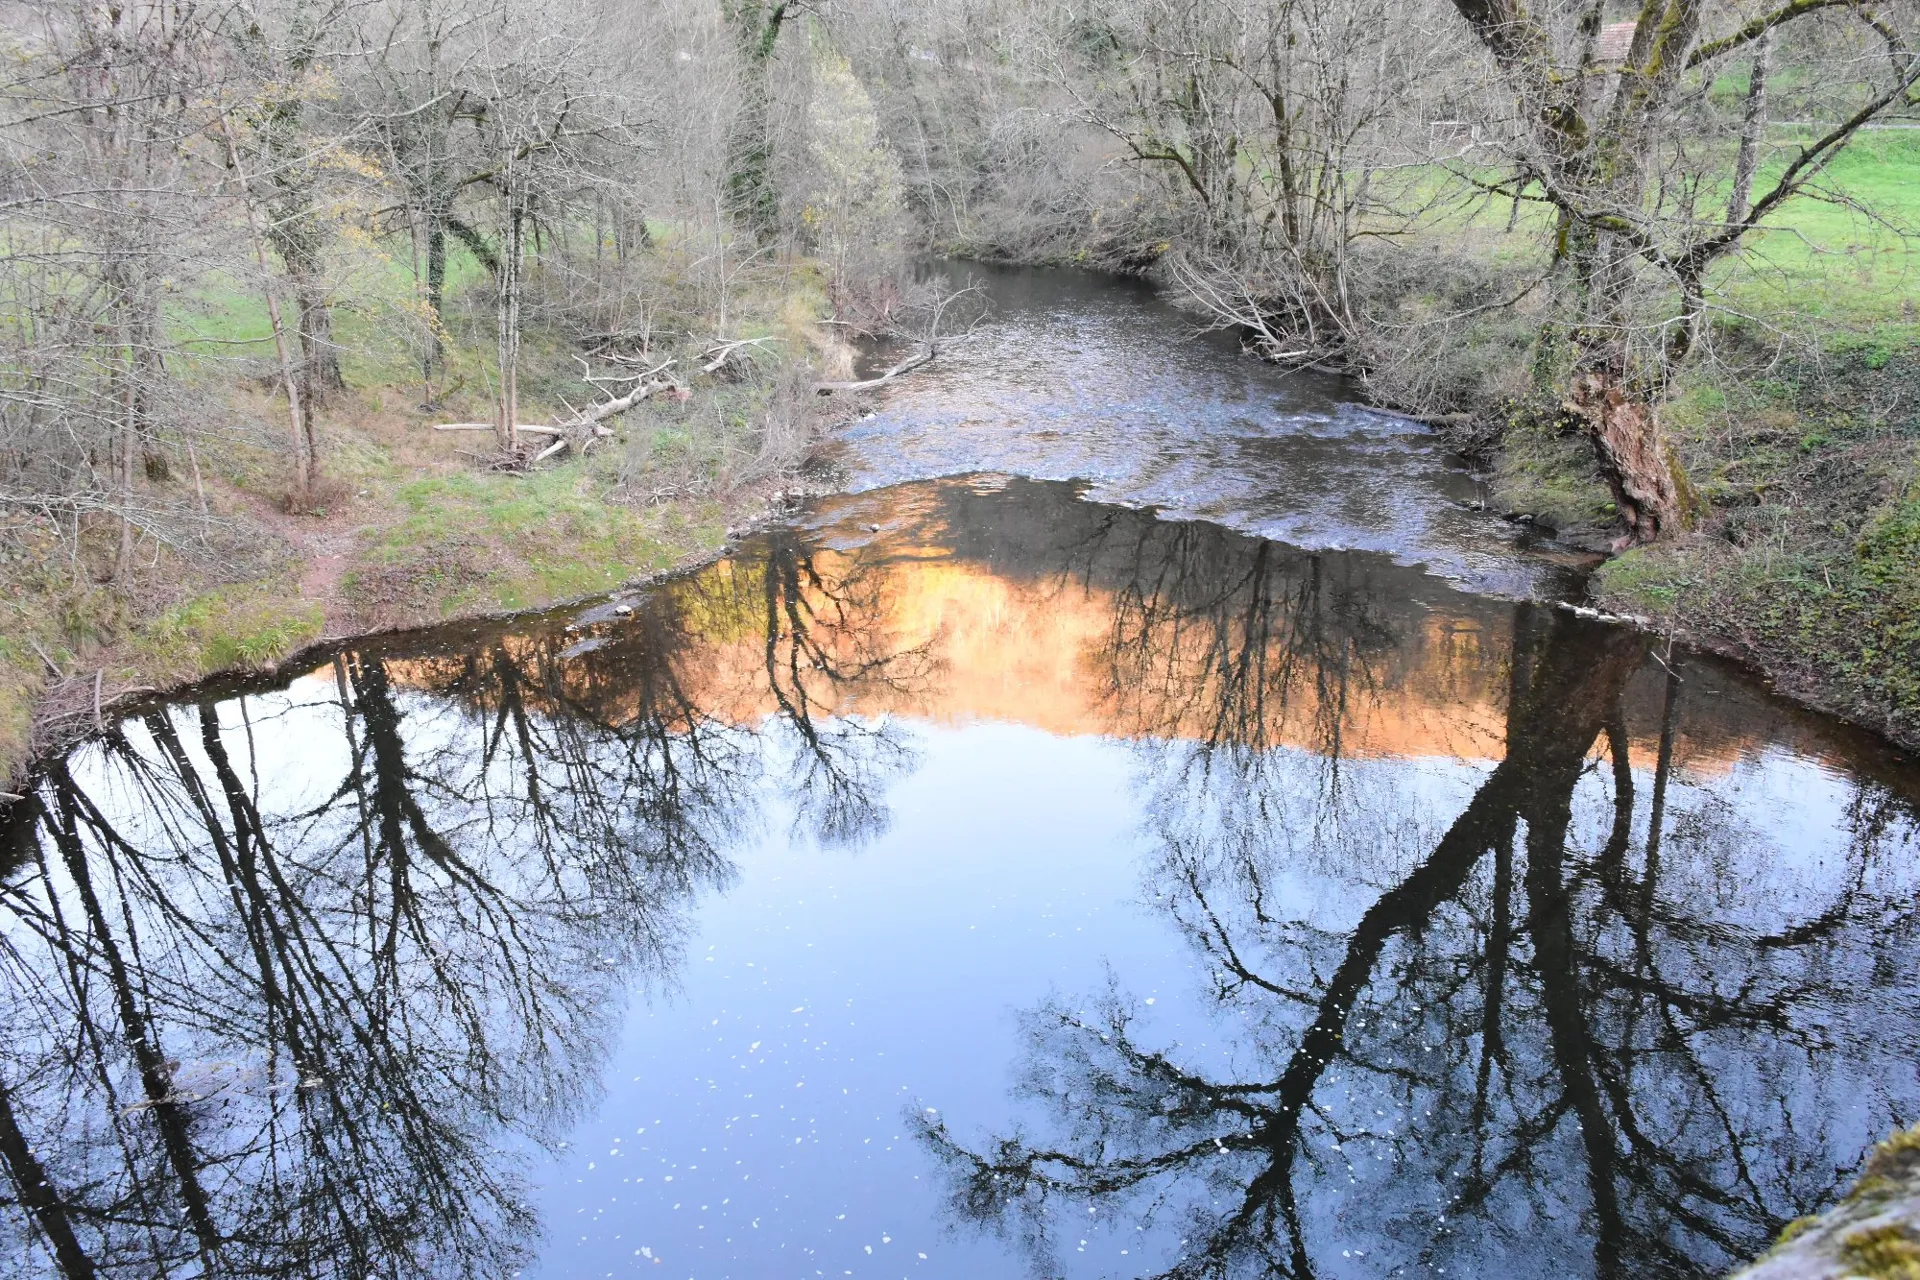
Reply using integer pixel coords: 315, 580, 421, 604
10, 260, 1916, 791
1, 351, 846, 789
1467, 335, 1920, 754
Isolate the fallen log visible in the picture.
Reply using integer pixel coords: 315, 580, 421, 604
569, 374, 670, 426
702, 336, 778, 374
814, 346, 935, 394
431, 422, 563, 435
442, 359, 679, 470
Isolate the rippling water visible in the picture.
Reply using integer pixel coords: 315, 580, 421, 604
833, 266, 1592, 598
3, 273, 1918, 1280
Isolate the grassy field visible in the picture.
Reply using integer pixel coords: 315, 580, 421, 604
1720, 130, 1920, 330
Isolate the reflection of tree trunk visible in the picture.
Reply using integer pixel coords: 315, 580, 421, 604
1637, 661, 1682, 949
195, 703, 324, 1072
492, 645, 546, 809
143, 708, 305, 1065
0, 1068, 98, 1279
1226, 608, 1642, 1243
46, 770, 224, 1265
1600, 699, 1635, 877
1471, 813, 1517, 1176
1526, 762, 1626, 1280
963, 606, 1648, 1249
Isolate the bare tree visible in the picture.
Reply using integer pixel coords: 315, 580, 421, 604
231, 0, 358, 405
1443, 0, 1920, 542
0, 0, 227, 574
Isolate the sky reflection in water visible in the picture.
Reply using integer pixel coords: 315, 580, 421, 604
3, 475, 1919, 1280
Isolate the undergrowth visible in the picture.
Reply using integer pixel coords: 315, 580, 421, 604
1596, 333, 1920, 745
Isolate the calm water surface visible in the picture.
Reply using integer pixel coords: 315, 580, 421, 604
4, 270, 1919, 1280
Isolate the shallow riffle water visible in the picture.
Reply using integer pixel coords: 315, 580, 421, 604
4, 271, 1920, 1280
832, 265, 1594, 599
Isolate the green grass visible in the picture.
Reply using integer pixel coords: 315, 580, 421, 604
1390, 128, 1919, 332
355, 464, 726, 615
1722, 131, 1920, 329
130, 580, 326, 676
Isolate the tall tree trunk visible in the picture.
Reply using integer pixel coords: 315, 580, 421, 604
1562, 196, 1688, 545
724, 56, 780, 239
423, 220, 447, 395
495, 194, 524, 451
1727, 29, 1771, 226
289, 253, 345, 404
1564, 351, 1685, 544
249, 0, 344, 404
722, 1, 796, 241
222, 114, 312, 505
113, 293, 136, 582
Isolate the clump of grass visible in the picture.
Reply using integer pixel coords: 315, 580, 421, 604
351, 464, 726, 619
130, 580, 325, 679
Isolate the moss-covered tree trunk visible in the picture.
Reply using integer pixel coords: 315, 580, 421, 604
248, 0, 346, 405
721, 0, 799, 242
1440, 0, 1716, 544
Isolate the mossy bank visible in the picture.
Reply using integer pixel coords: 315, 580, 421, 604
1587, 331, 1920, 751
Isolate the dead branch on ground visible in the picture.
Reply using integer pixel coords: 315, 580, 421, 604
814, 283, 988, 395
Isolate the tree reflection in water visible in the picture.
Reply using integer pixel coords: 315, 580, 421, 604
917, 508, 1920, 1279
0, 476, 1913, 1280
0, 533, 925, 1279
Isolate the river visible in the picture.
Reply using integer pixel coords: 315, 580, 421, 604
3, 267, 1918, 1280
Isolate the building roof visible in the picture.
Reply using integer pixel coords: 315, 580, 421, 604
1595, 21, 1638, 66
